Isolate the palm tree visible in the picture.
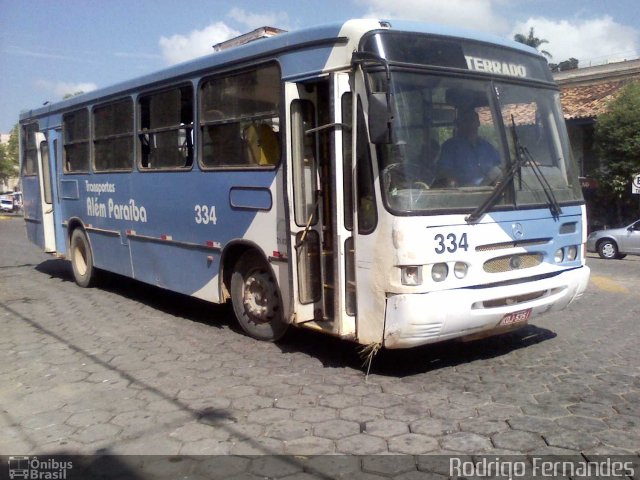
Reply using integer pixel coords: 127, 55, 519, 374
514, 27, 552, 59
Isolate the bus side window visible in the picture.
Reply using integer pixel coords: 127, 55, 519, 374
205, 123, 245, 166
200, 63, 281, 169
291, 100, 318, 226
356, 98, 377, 234
62, 109, 90, 173
21, 123, 39, 176
138, 86, 193, 170
93, 98, 134, 172
342, 93, 354, 231
243, 123, 280, 166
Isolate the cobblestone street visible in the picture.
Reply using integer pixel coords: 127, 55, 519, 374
1, 216, 639, 477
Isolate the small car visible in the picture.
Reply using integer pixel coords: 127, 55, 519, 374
0, 196, 14, 213
587, 219, 640, 259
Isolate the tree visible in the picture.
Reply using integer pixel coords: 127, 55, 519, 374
593, 81, 640, 224
0, 143, 8, 183
549, 58, 579, 72
514, 27, 552, 59
0, 124, 20, 188
6, 124, 19, 164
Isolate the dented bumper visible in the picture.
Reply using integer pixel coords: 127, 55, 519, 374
383, 266, 590, 349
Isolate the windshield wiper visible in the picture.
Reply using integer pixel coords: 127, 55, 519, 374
465, 116, 530, 223
466, 115, 562, 223
519, 145, 563, 218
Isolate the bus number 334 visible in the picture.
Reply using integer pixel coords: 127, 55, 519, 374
194, 205, 218, 225
434, 232, 469, 254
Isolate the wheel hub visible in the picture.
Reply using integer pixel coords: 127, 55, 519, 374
602, 243, 615, 257
243, 271, 278, 322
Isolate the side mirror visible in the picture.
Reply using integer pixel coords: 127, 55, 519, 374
368, 92, 394, 144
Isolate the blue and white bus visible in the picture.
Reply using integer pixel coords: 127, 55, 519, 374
20, 19, 590, 348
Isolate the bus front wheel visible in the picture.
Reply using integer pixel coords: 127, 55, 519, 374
230, 251, 288, 341
70, 228, 97, 287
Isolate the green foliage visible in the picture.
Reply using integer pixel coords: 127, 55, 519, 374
7, 124, 19, 165
0, 124, 20, 185
549, 58, 579, 73
594, 81, 640, 223
513, 27, 552, 59
0, 143, 7, 180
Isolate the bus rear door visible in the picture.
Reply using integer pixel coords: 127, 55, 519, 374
35, 131, 56, 253
23, 125, 57, 253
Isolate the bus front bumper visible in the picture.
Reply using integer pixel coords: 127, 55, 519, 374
383, 266, 590, 349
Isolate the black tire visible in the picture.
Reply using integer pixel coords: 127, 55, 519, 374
597, 239, 619, 259
70, 228, 97, 287
230, 251, 288, 341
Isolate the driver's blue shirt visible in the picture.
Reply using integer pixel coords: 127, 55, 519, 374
437, 136, 500, 186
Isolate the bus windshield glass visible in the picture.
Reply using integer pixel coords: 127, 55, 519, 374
371, 71, 583, 214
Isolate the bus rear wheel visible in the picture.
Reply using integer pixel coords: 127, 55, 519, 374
70, 228, 97, 287
230, 251, 288, 341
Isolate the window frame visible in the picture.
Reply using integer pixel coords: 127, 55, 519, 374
40, 140, 53, 205
290, 99, 319, 227
198, 62, 282, 171
21, 123, 39, 177
342, 92, 354, 231
137, 83, 195, 172
92, 97, 134, 173
355, 96, 377, 234
62, 109, 91, 174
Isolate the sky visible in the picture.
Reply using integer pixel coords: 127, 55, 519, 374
1, 0, 640, 133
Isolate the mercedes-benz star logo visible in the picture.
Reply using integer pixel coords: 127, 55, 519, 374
512, 223, 524, 239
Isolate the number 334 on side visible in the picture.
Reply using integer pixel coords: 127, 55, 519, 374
194, 205, 217, 225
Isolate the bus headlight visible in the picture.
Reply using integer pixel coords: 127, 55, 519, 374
454, 262, 468, 279
431, 263, 449, 282
401, 266, 423, 286
554, 248, 564, 263
567, 245, 578, 261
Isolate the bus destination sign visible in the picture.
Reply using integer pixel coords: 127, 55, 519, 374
465, 56, 527, 78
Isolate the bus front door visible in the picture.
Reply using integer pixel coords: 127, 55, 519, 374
285, 75, 352, 330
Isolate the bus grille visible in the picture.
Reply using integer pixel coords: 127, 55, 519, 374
483, 253, 543, 273
476, 238, 550, 251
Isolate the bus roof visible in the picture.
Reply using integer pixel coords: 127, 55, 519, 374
19, 19, 540, 123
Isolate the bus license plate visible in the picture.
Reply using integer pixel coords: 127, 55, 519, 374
499, 308, 531, 326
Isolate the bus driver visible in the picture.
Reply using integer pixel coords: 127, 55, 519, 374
436, 108, 501, 187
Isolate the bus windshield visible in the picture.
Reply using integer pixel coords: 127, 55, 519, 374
374, 71, 583, 214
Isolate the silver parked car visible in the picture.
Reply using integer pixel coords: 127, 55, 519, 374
587, 219, 640, 259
